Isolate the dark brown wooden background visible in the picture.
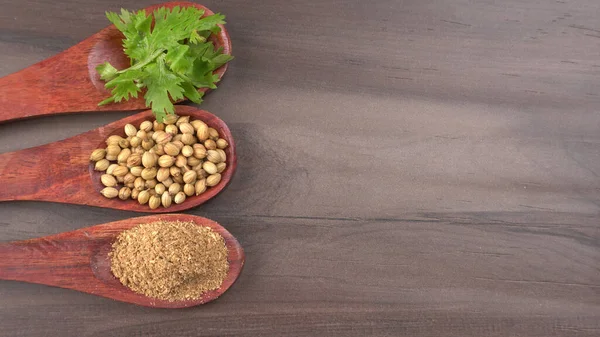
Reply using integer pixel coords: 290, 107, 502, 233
1, 0, 599, 336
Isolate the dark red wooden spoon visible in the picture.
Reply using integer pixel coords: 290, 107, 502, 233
0, 105, 236, 212
0, 214, 244, 308
0, 1, 232, 124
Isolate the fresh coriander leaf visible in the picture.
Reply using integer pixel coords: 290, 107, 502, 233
210, 25, 222, 35
211, 54, 234, 69
142, 57, 185, 122
134, 12, 152, 34
180, 81, 203, 104
123, 12, 153, 62
196, 13, 226, 32
187, 58, 212, 85
189, 30, 206, 44
97, 6, 233, 120
198, 30, 212, 40
188, 42, 211, 59
101, 68, 144, 104
105, 10, 128, 32
197, 73, 220, 89
165, 44, 191, 74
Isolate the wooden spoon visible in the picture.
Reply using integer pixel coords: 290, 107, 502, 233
0, 1, 232, 124
0, 214, 244, 308
0, 105, 236, 212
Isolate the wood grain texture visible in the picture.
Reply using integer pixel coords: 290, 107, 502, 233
0, 106, 237, 212
0, 214, 244, 308
0, 1, 231, 123
0, 0, 599, 336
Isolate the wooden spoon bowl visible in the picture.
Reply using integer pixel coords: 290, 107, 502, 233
0, 214, 245, 308
0, 106, 236, 212
0, 1, 232, 124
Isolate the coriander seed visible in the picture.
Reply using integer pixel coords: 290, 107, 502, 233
106, 135, 123, 146
158, 155, 175, 168
208, 127, 219, 140
176, 116, 190, 126
106, 144, 121, 157
193, 143, 207, 159
161, 192, 172, 208
157, 167, 170, 182
206, 150, 222, 163
181, 133, 196, 145
106, 163, 118, 175
117, 148, 131, 163
90, 149, 106, 161
130, 166, 143, 177
163, 142, 180, 156
184, 183, 195, 196
183, 170, 197, 184
126, 154, 142, 167
204, 139, 217, 150
149, 195, 161, 209
101, 174, 117, 187
137, 190, 150, 204
203, 161, 217, 175
153, 120, 165, 131
142, 151, 157, 168
119, 187, 132, 200
174, 192, 186, 204
196, 123, 209, 141
155, 183, 166, 195
95, 159, 110, 171
123, 173, 136, 185
140, 121, 153, 132
187, 156, 201, 167
134, 177, 145, 191
168, 183, 182, 195
179, 123, 194, 134
130, 136, 141, 148
162, 177, 174, 188
216, 138, 228, 149
101, 187, 119, 198
165, 124, 179, 135
145, 179, 158, 189
206, 173, 221, 187
164, 114, 178, 124
124, 124, 137, 137
141, 167, 157, 180
90, 116, 229, 209
195, 179, 206, 195
118, 138, 130, 149
112, 166, 128, 177
181, 145, 194, 157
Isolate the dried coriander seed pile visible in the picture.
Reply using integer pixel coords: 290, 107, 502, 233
89, 114, 229, 209
109, 220, 229, 301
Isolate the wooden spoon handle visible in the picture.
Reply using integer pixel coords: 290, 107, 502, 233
0, 139, 92, 202
0, 146, 49, 201
0, 236, 92, 286
0, 51, 77, 122
0, 31, 141, 123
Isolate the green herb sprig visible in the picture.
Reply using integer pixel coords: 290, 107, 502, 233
96, 6, 233, 122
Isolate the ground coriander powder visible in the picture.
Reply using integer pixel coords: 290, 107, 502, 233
109, 220, 229, 301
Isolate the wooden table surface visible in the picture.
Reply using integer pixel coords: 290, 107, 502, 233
1, 0, 598, 336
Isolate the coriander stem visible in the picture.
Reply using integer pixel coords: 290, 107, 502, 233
116, 49, 165, 74
175, 72, 193, 83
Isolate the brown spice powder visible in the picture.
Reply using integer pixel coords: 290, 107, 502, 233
109, 220, 229, 301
